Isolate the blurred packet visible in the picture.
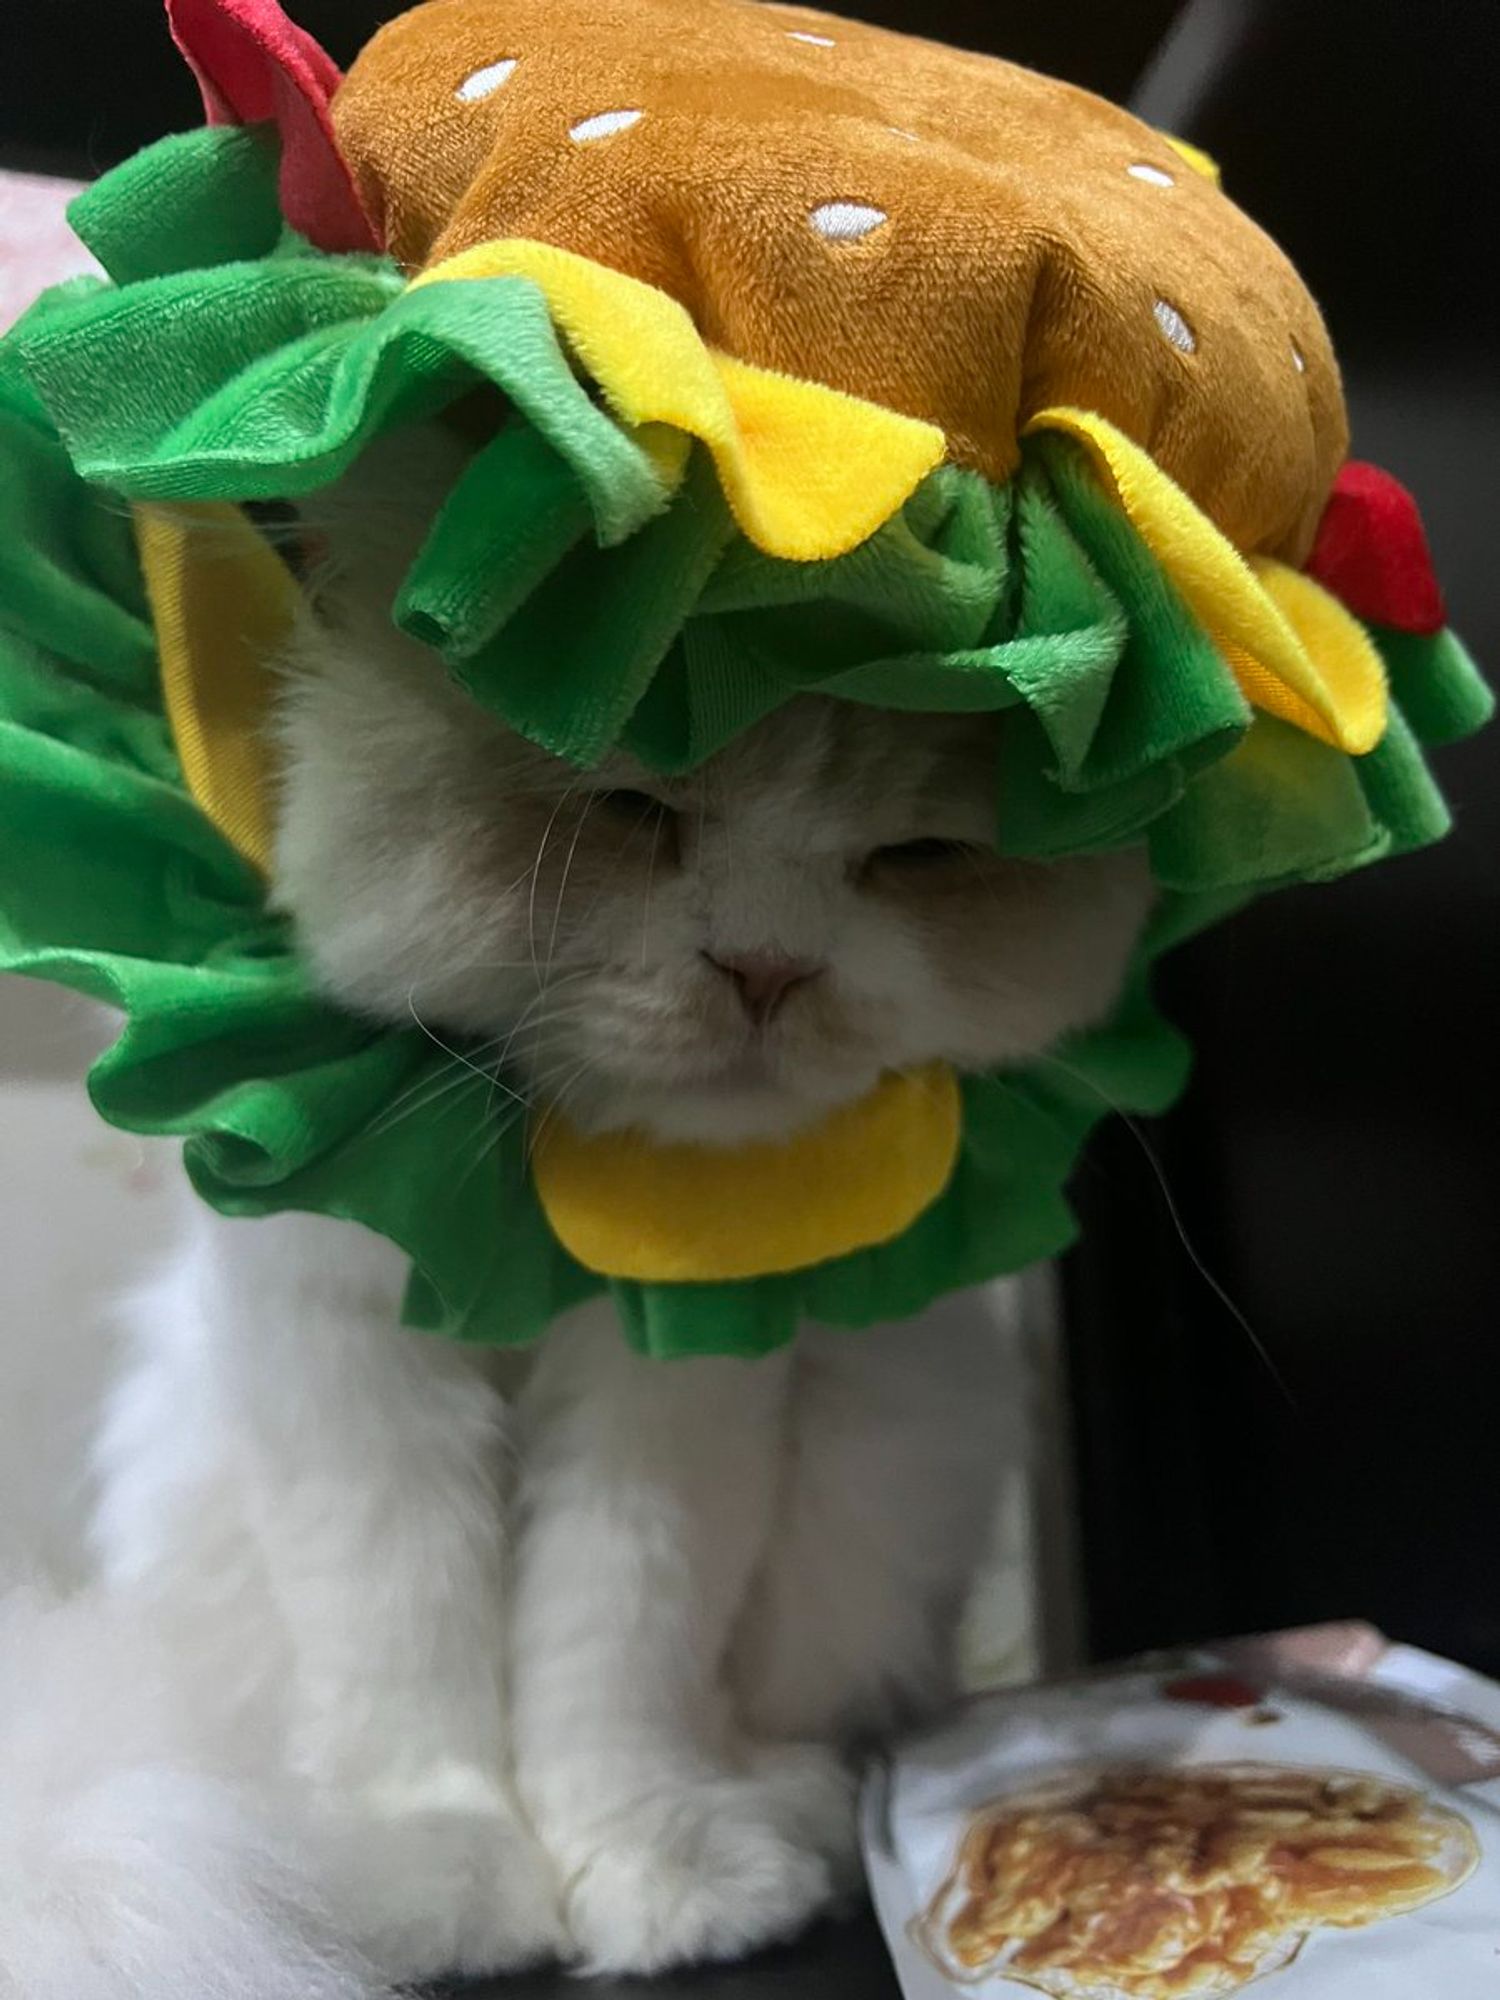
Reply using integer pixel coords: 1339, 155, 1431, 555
863, 1624, 1500, 1998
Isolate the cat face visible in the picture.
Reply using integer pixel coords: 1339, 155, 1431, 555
271, 436, 1153, 1145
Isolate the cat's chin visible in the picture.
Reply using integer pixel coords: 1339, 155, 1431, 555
558, 1059, 885, 1149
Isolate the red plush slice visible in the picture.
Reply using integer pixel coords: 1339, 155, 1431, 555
166, 0, 379, 253
1306, 461, 1446, 636
1161, 1674, 1264, 1710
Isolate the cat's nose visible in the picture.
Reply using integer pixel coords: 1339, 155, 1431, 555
702, 951, 823, 1025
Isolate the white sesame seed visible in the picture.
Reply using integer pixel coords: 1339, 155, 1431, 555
811, 201, 888, 241
569, 109, 644, 144
1153, 298, 1197, 354
455, 59, 516, 103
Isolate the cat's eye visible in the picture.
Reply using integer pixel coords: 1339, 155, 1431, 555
595, 788, 676, 829
592, 788, 680, 852
869, 837, 979, 866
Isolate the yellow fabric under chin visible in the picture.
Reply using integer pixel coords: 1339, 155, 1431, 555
531, 1066, 963, 1282
1026, 408, 1388, 755
408, 239, 947, 562
134, 500, 296, 872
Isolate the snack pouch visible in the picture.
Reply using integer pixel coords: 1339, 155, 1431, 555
864, 1626, 1500, 1997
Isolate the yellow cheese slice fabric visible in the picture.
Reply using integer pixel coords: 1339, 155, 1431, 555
531, 1065, 963, 1282
409, 239, 947, 562
134, 500, 297, 872
1027, 407, 1387, 754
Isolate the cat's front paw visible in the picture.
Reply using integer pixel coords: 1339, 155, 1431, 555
313, 1772, 567, 1980
556, 1748, 858, 1974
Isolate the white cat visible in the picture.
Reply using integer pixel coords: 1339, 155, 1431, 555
1, 430, 1152, 1991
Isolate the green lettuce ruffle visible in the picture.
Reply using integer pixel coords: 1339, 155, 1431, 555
0, 122, 1490, 1356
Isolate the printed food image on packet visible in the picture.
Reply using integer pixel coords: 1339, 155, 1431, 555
865, 1628, 1500, 1999
917, 1762, 1478, 1997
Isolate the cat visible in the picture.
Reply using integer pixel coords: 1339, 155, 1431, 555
4, 426, 1154, 1990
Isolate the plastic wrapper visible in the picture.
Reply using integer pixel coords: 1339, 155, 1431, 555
864, 1625, 1500, 1996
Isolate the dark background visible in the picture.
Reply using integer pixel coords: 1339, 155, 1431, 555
4, 0, 1496, 1674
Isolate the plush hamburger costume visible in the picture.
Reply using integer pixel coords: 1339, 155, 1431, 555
0, 0, 1488, 1355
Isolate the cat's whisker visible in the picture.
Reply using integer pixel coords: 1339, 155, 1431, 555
463, 1098, 551, 1201
491, 854, 567, 905
1030, 1046, 1299, 1413
526, 1046, 604, 1125
500, 1016, 604, 1096
449, 1098, 530, 1197
503, 1008, 594, 1053
519, 1045, 605, 1107
706, 778, 731, 881
497, 977, 584, 1036
640, 809, 665, 973
525, 1060, 605, 1163
405, 997, 533, 1112
365, 1057, 486, 1141
886, 1060, 956, 1109
425, 956, 585, 974
493, 989, 594, 1076
552, 1064, 602, 1126
362, 1024, 523, 1139
526, 783, 585, 990
501, 1011, 595, 1063
524, 1093, 570, 1165
571, 796, 662, 935
368, 1064, 527, 1151
543, 793, 600, 985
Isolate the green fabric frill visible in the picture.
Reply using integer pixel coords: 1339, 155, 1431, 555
0, 122, 1490, 1356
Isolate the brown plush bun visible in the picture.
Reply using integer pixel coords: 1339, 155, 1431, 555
333, 0, 1347, 559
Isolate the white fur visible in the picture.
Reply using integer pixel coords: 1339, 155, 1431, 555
509, 1291, 1019, 1971
91, 1202, 568, 1980
0, 1583, 395, 2000
0, 424, 1153, 1986
60, 1204, 1021, 1980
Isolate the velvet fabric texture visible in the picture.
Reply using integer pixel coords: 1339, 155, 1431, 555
0, 0, 1490, 1354
328, 0, 1345, 559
